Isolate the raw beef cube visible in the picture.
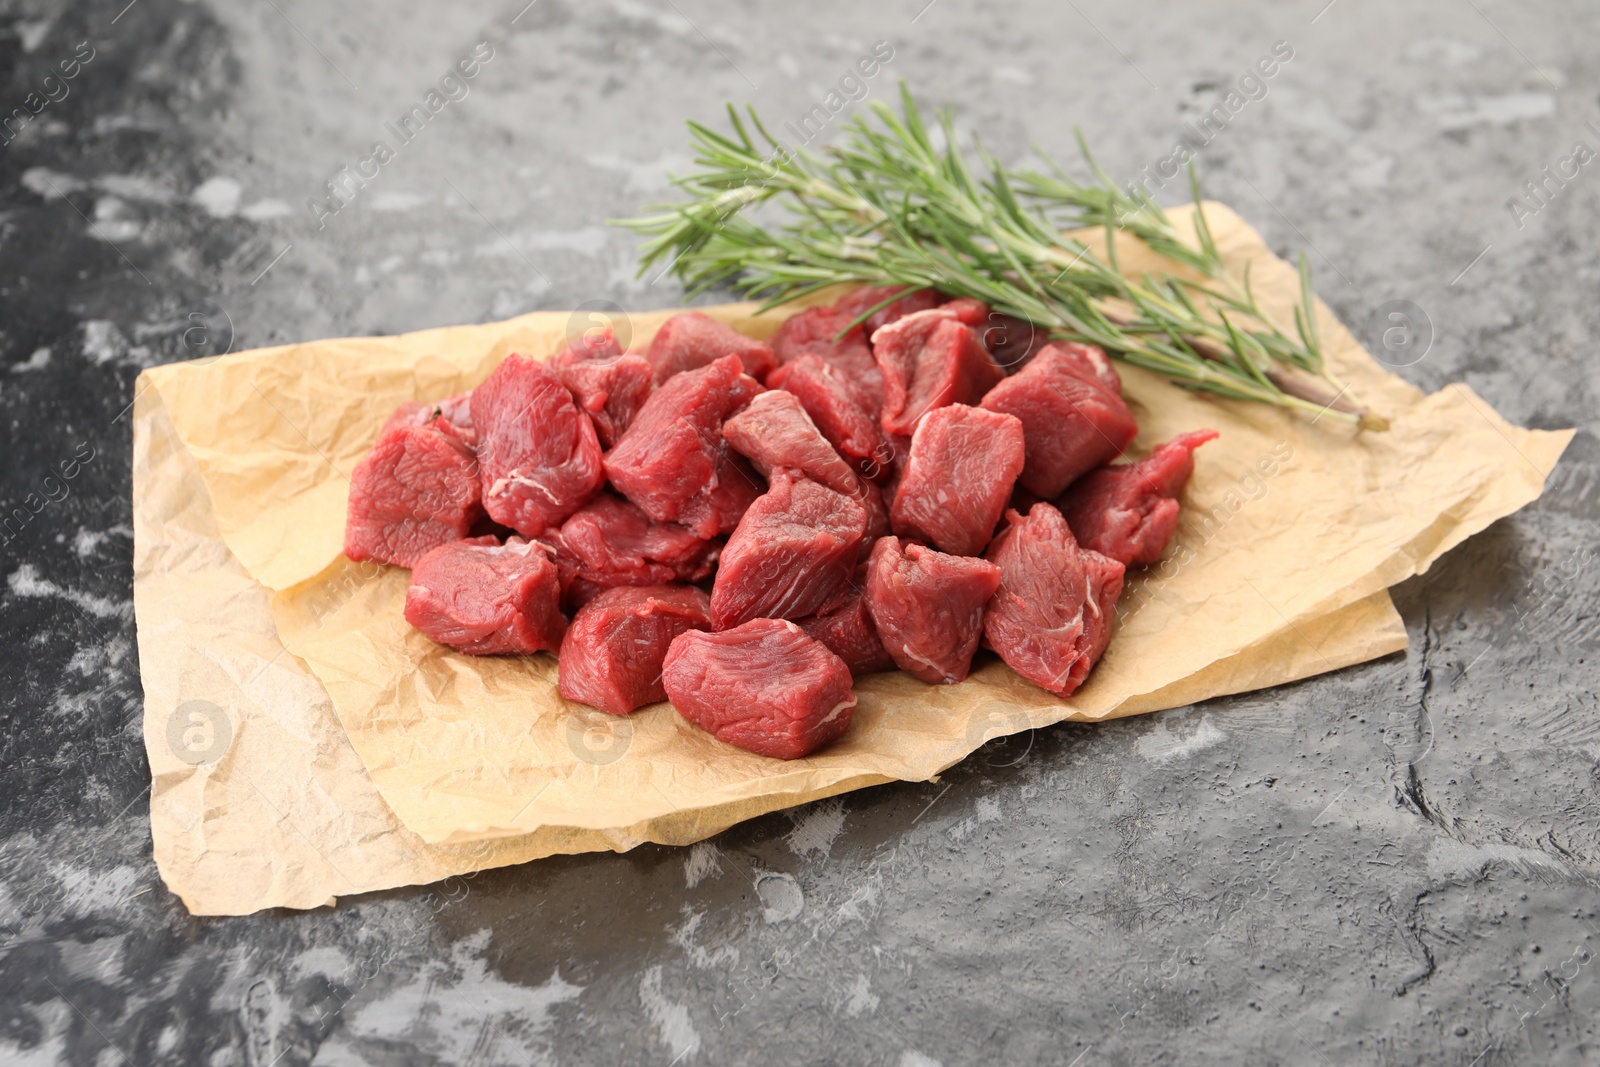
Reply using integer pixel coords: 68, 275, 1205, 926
834, 284, 947, 335
979, 341, 1138, 498
605, 355, 766, 539
767, 355, 888, 475
872, 308, 1006, 437
864, 536, 1001, 685
558, 585, 713, 715
345, 421, 483, 567
544, 492, 718, 606
470, 354, 605, 536
403, 536, 565, 655
662, 619, 856, 759
771, 306, 883, 408
710, 470, 868, 630
1057, 429, 1219, 565
551, 329, 653, 449
648, 311, 777, 385
797, 589, 894, 676
722, 389, 860, 495
983, 503, 1125, 696
714, 413, 884, 557
890, 404, 1025, 557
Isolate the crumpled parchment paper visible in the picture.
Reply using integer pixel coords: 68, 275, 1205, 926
134, 203, 1571, 913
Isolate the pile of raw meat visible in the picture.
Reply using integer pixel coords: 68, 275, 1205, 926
345, 288, 1215, 760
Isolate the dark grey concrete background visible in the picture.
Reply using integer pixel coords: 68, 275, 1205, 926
1, 0, 1597, 1063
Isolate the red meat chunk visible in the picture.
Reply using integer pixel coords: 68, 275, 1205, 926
890, 404, 1025, 557
872, 308, 1006, 437
604, 355, 766, 539
471, 354, 605, 536
771, 306, 883, 409
797, 589, 893, 676
543, 492, 718, 607
345, 421, 483, 567
979, 342, 1137, 498
662, 619, 856, 759
721, 389, 859, 495
647, 311, 777, 385
551, 329, 653, 449
403, 536, 566, 655
1057, 429, 1219, 565
983, 503, 1125, 696
558, 585, 712, 715
864, 536, 1001, 685
767, 355, 888, 476
710, 469, 868, 630
834, 285, 947, 335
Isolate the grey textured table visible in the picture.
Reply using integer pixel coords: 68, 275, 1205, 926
2, 1, 1597, 1064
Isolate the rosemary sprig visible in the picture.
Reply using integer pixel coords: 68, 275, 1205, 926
616, 83, 1383, 429
1017, 145, 1345, 384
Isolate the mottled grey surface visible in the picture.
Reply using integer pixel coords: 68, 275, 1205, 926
1, 0, 1597, 1063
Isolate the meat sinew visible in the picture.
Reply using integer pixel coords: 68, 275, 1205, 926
345, 419, 483, 567
558, 585, 713, 715
864, 536, 1002, 685
722, 388, 860, 495
648, 310, 777, 385
1057, 429, 1219, 566
403, 536, 566, 655
983, 502, 1125, 696
767, 355, 888, 475
872, 308, 1006, 437
550, 329, 653, 449
710, 469, 868, 630
979, 341, 1138, 498
662, 618, 857, 760
771, 306, 883, 408
470, 353, 605, 536
796, 588, 894, 676
542, 492, 718, 607
604, 354, 766, 539
890, 404, 1026, 557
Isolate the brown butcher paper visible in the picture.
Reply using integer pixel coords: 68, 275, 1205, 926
133, 203, 1571, 912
